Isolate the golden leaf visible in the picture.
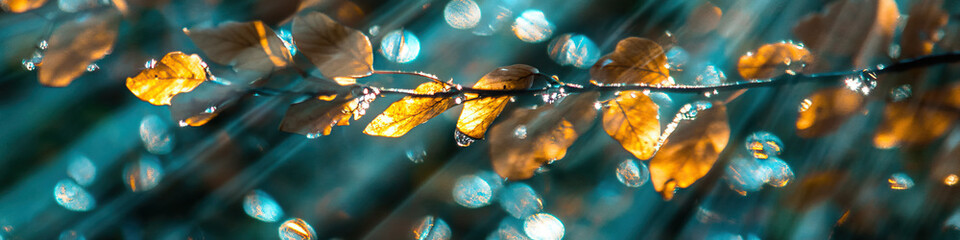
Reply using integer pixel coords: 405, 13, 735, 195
589, 37, 671, 85
488, 92, 599, 179
899, 0, 948, 59
185, 21, 293, 72
649, 103, 729, 200
796, 87, 865, 138
456, 64, 539, 141
0, 0, 46, 13
169, 82, 244, 127
602, 91, 660, 160
363, 82, 455, 137
292, 12, 373, 79
280, 95, 362, 137
873, 85, 960, 148
39, 10, 120, 87
126, 52, 208, 106
793, 0, 898, 70
737, 42, 812, 80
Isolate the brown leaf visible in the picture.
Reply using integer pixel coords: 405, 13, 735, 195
684, 2, 722, 35
793, 0, 898, 70
126, 52, 208, 106
589, 37, 671, 85
169, 81, 244, 127
39, 10, 120, 87
488, 92, 599, 179
185, 21, 293, 72
1, 0, 47, 12
292, 12, 373, 79
899, 0, 948, 59
363, 82, 455, 137
796, 87, 865, 138
650, 102, 729, 200
873, 84, 960, 148
456, 64, 538, 141
782, 171, 851, 210
602, 91, 660, 160
280, 94, 365, 137
737, 42, 812, 80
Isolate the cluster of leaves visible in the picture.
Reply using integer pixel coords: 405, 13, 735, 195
15, 0, 960, 201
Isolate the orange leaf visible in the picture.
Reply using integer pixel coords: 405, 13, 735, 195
793, 0, 898, 70
292, 12, 373, 79
873, 84, 960, 148
589, 37, 671, 85
280, 95, 366, 137
650, 102, 729, 200
796, 87, 865, 138
126, 52, 208, 106
363, 82, 455, 137
602, 91, 660, 160
1, 0, 47, 13
488, 92, 599, 179
169, 82, 244, 127
737, 42, 812, 80
899, 0, 948, 59
185, 21, 293, 72
456, 64, 538, 142
39, 10, 120, 87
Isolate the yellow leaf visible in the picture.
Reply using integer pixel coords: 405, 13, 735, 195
737, 42, 812, 80
169, 82, 243, 127
0, 0, 46, 13
185, 21, 293, 72
39, 10, 120, 87
793, 0, 898, 70
280, 95, 363, 137
456, 64, 538, 141
126, 52, 208, 106
796, 87, 865, 138
488, 92, 599, 179
899, 0, 948, 59
292, 12, 373, 79
873, 85, 960, 148
602, 91, 660, 160
364, 82, 455, 137
589, 37, 671, 85
650, 102, 729, 200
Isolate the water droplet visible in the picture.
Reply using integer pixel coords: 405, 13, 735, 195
144, 59, 158, 69
413, 216, 451, 240
58, 0, 101, 12
53, 179, 95, 211
615, 159, 649, 188
243, 190, 285, 222
489, 218, 530, 240
798, 98, 812, 112
22, 60, 36, 71
452, 171, 503, 208
546, 33, 600, 68
946, 174, 959, 186
763, 157, 793, 187
888, 172, 914, 190
85, 63, 99, 72
889, 84, 912, 102
278, 218, 316, 240
380, 29, 421, 63
406, 146, 427, 163
67, 155, 96, 186
58, 230, 85, 240
368, 25, 380, 36
744, 131, 783, 160
724, 157, 770, 195
454, 130, 477, 147
499, 183, 542, 219
139, 115, 174, 155
38, 40, 48, 50
123, 155, 164, 192
444, 0, 481, 29
695, 65, 726, 86
305, 133, 320, 139
512, 10, 553, 43
514, 126, 528, 139
523, 213, 564, 240
665, 47, 689, 71
454, 95, 465, 104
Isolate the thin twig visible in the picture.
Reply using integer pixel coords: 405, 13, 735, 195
371, 70, 452, 86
